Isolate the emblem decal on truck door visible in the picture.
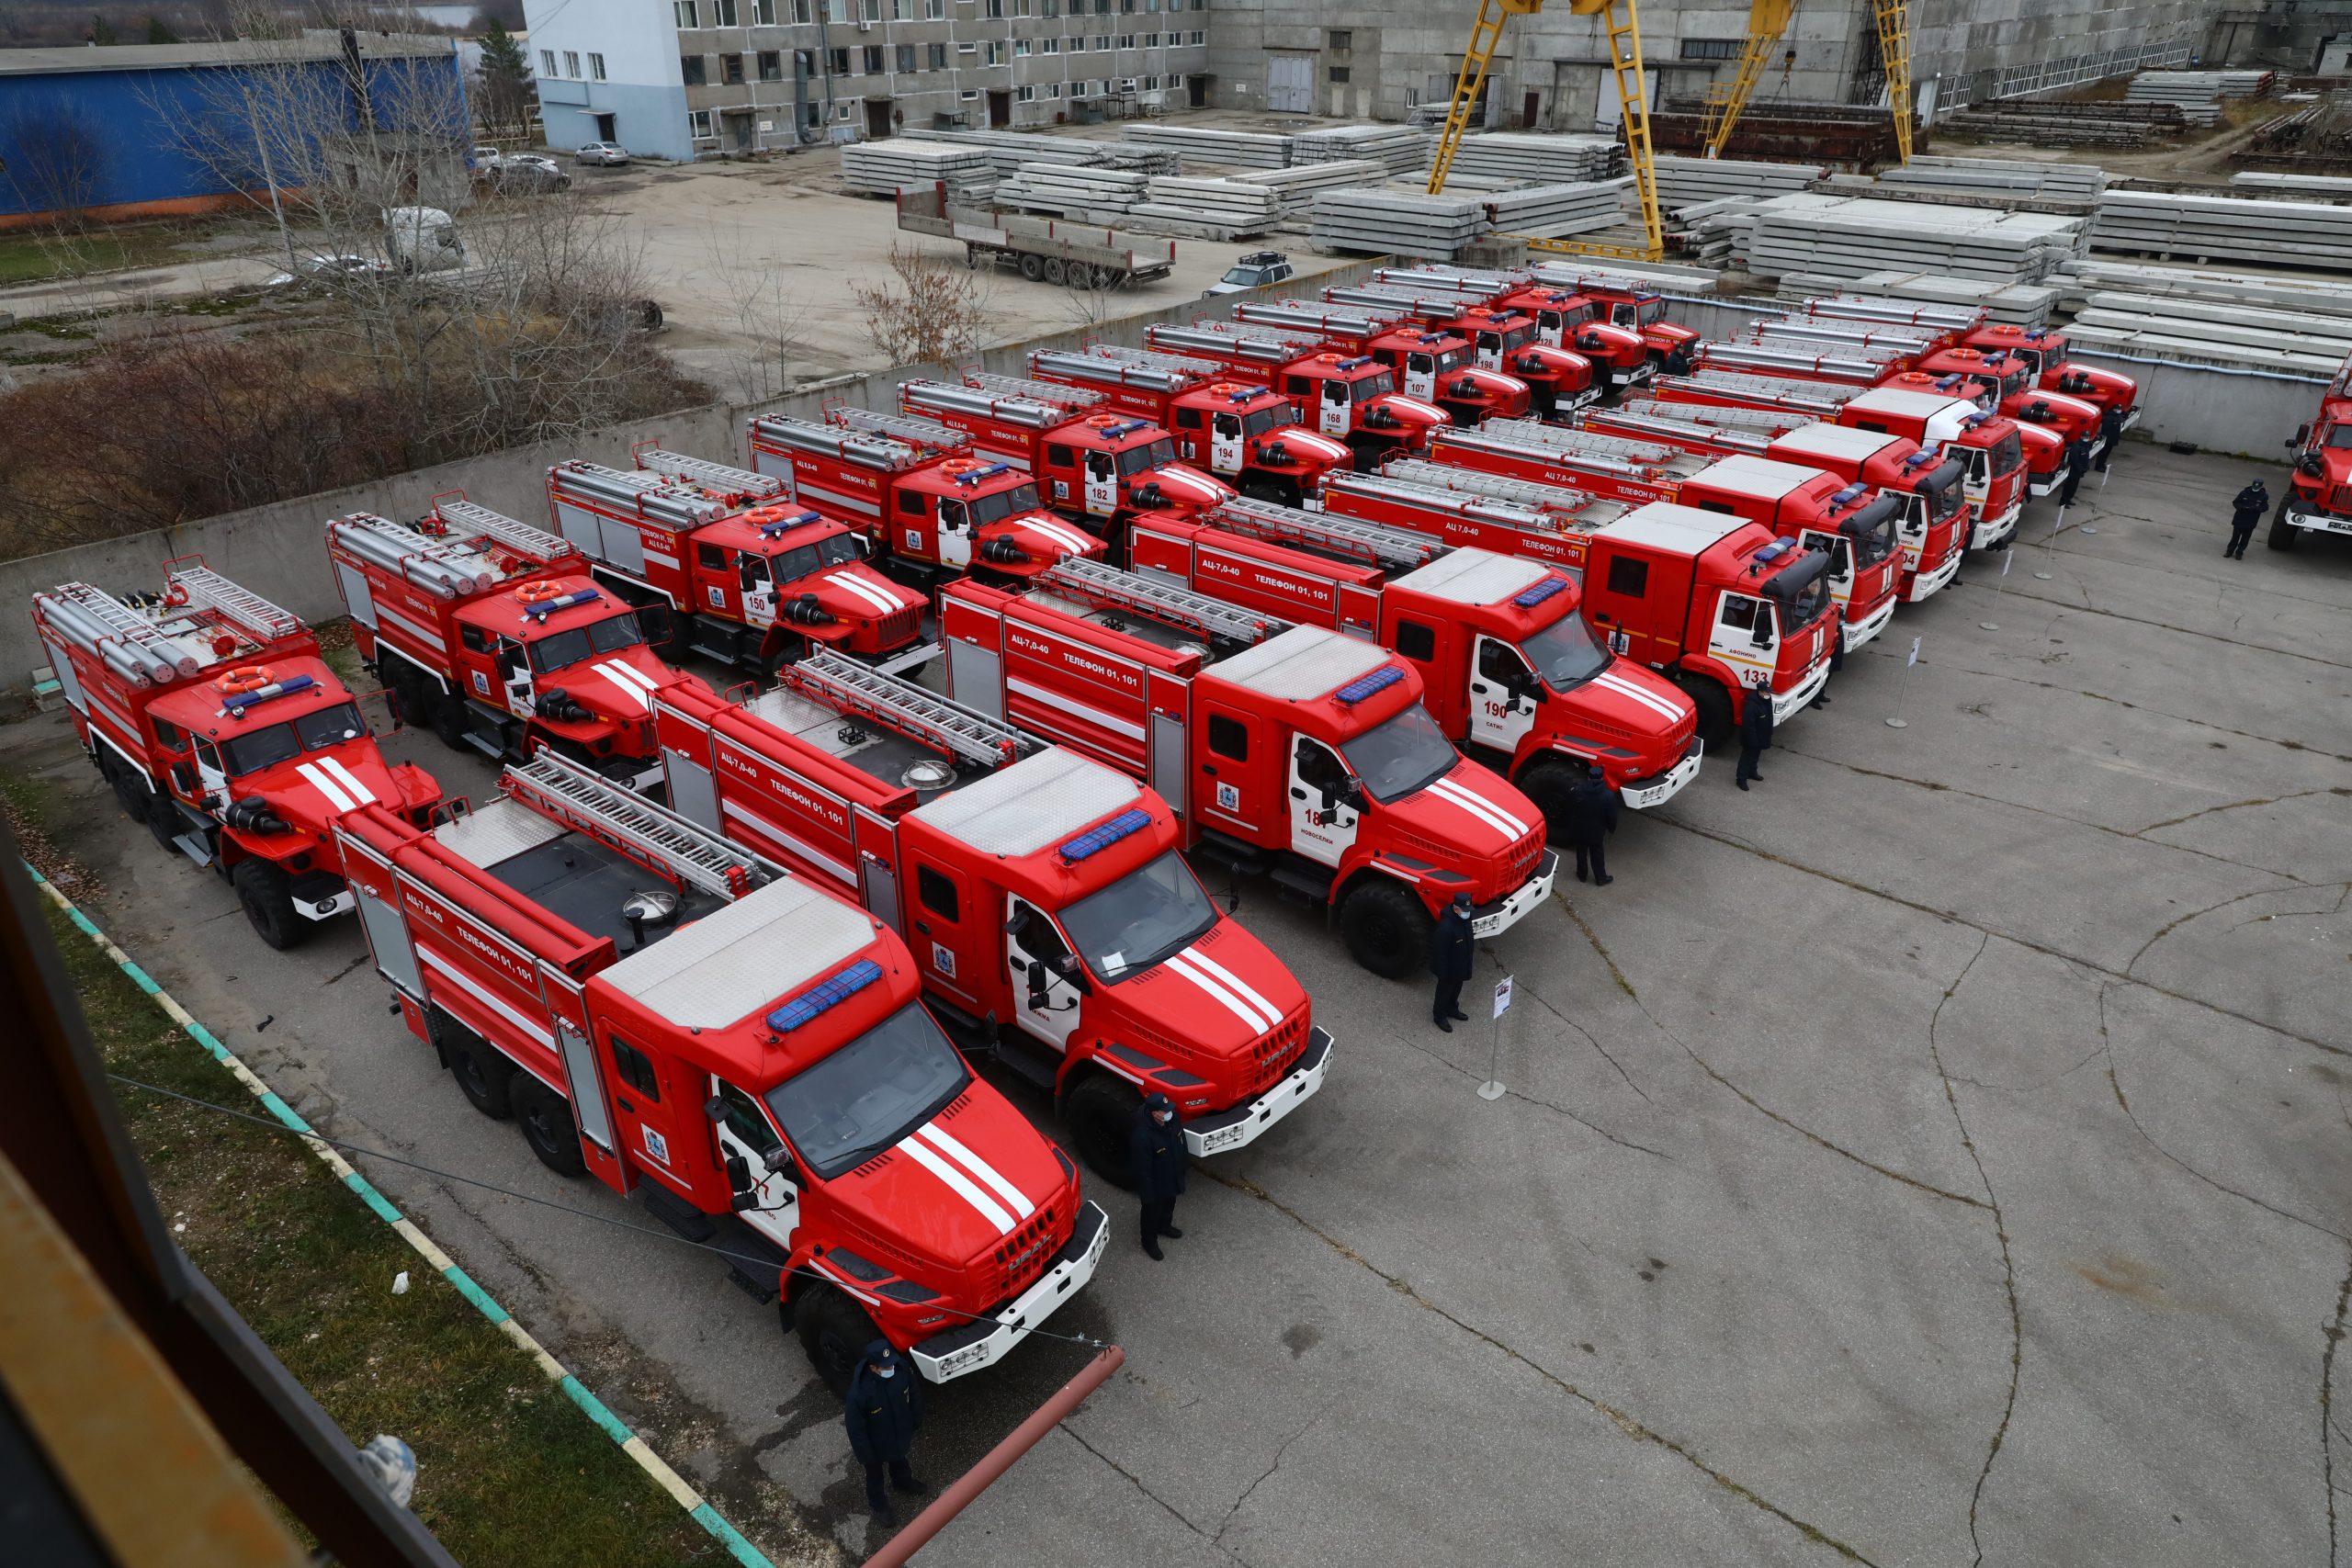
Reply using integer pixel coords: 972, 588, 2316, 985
932, 942, 957, 978
642, 1126, 670, 1165
1216, 782, 1239, 811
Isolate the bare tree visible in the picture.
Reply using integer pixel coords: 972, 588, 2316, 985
690, 225, 819, 403
0, 95, 113, 232
849, 243, 995, 372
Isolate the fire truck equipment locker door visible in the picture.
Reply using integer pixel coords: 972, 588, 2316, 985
336, 562, 378, 632
1317, 378, 1350, 435
1083, 451, 1119, 517
860, 851, 902, 935
946, 637, 1004, 720
1005, 897, 1082, 1048
1211, 413, 1244, 475
352, 884, 424, 998
937, 498, 975, 569
496, 637, 535, 717
541, 972, 625, 1191
1150, 712, 1187, 824
710, 1078, 799, 1252
662, 743, 720, 834
1468, 636, 1540, 754
1288, 736, 1360, 867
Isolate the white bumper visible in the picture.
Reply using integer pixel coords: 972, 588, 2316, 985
1621, 739, 1702, 810
1842, 592, 1898, 649
1184, 1028, 1333, 1156
2283, 505, 2352, 537
1905, 547, 1964, 604
2121, 405, 2142, 430
295, 888, 358, 922
1472, 847, 1559, 940
1972, 502, 2020, 551
910, 1200, 1108, 1382
1770, 658, 1832, 725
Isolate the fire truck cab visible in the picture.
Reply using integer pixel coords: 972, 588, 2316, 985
1672, 453, 1904, 652
2277, 353, 2352, 550
1836, 384, 2030, 548
651, 654, 1331, 1176
941, 562, 1558, 978
1233, 299, 1533, 427
545, 448, 927, 679
1739, 423, 1967, 606
1526, 265, 1702, 360
1146, 320, 1453, 468
335, 750, 1106, 1391
1962, 322, 2140, 427
35, 561, 441, 949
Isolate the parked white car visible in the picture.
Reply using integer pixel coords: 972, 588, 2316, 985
1203, 251, 1295, 299
575, 141, 632, 166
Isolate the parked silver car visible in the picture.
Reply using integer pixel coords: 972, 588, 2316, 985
575, 141, 632, 167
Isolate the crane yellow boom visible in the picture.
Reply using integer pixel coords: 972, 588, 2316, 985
1425, 0, 1664, 263
1701, 0, 1915, 163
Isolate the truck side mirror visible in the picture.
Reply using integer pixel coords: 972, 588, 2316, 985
1751, 620, 1775, 649
1026, 959, 1050, 1008
172, 762, 197, 794
725, 1154, 752, 1194
704, 1094, 729, 1123
638, 604, 674, 645
739, 559, 757, 589
2291, 424, 2310, 448
1317, 781, 1339, 813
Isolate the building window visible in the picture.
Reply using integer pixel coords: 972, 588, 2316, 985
1044, 0, 1059, 13
689, 108, 716, 138
539, 48, 558, 74
1014, 0, 1032, 13
681, 52, 707, 82
759, 49, 782, 78
794, 0, 812, 20
986, 39, 1006, 63
1114, 33, 1134, 49
865, 44, 884, 72
1679, 38, 1743, 60
1329, 64, 1349, 82
754, 0, 776, 20
674, 0, 698, 25
960, 88, 979, 100
929, 41, 948, 66
827, 0, 847, 20
1042, 36, 1057, 51
1017, 83, 1035, 101
897, 43, 916, 70
837, 100, 854, 118
1014, 39, 1030, 56
829, 46, 851, 73
926, 0, 944, 16
713, 0, 738, 22
1328, 28, 1351, 48
587, 51, 607, 79
724, 51, 745, 82
985, 0, 1002, 14
563, 49, 581, 75
1188, 29, 1203, 43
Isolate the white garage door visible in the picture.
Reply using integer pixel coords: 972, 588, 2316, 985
1267, 55, 1312, 114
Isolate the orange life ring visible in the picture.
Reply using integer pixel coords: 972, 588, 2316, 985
742, 505, 790, 526
514, 581, 565, 604
939, 457, 983, 476
1207, 382, 1238, 397
1085, 413, 1122, 430
215, 665, 273, 694
1315, 353, 1341, 365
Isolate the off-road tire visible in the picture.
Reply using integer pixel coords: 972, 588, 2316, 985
1682, 679, 1734, 747
1065, 1072, 1141, 1188
1338, 877, 1433, 980
1043, 256, 1067, 285
431, 693, 471, 752
795, 1283, 885, 1397
1019, 252, 1045, 282
145, 786, 183, 852
2267, 502, 2301, 551
1516, 760, 1583, 844
232, 858, 307, 951
446, 1032, 515, 1120
512, 1072, 587, 1176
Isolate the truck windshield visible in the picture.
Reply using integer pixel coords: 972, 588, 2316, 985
1843, 498, 1900, 565
1522, 614, 1611, 690
1116, 437, 1180, 478
1762, 554, 1833, 632
1919, 462, 1965, 522
1435, 345, 1470, 372
1352, 369, 1396, 397
1498, 323, 1533, 351
1340, 703, 1460, 805
530, 611, 646, 673
771, 535, 864, 582
1241, 405, 1295, 436
2324, 424, 2352, 449
969, 482, 1045, 524
762, 1000, 972, 1181
219, 701, 368, 775
1987, 430, 2022, 478
1638, 299, 1667, 326
1060, 850, 1220, 984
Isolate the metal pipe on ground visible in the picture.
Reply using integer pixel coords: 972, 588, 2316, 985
864, 1345, 1125, 1568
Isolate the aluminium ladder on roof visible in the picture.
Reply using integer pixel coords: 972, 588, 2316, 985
636, 447, 786, 502
1377, 459, 1629, 524
1201, 495, 1446, 572
324, 513, 501, 598
1368, 265, 1525, 299
1233, 299, 1399, 338
1752, 319, 1939, 356
1029, 347, 1206, 395
500, 749, 782, 898
1658, 370, 1860, 412
1061, 343, 1225, 378
1147, 321, 1325, 367
42, 581, 206, 676
1696, 342, 1894, 384
1039, 557, 1285, 649
1796, 295, 1987, 333
780, 650, 1033, 770
1581, 406, 1775, 455
163, 563, 305, 645
431, 496, 574, 563
1611, 397, 1804, 436
752, 415, 930, 474
829, 406, 971, 454
1321, 470, 1556, 530
963, 371, 1108, 410
1320, 283, 1470, 321
902, 379, 1071, 431
551, 462, 730, 528
1453, 419, 1703, 469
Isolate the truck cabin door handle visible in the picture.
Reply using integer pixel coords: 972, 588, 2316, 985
1200, 764, 1216, 775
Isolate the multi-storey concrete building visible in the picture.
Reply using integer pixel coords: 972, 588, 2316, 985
526, 0, 1210, 161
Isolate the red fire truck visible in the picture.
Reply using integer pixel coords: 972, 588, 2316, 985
334, 749, 1104, 1389
1650, 369, 1860, 423
1315, 281, 1599, 418
1585, 404, 1970, 606
1961, 322, 2140, 426
1317, 471, 1838, 738
543, 447, 927, 678
745, 406, 1107, 590
896, 378, 1234, 546
650, 653, 1331, 1175
35, 560, 441, 948
2274, 353, 2352, 550
327, 502, 684, 790
1023, 345, 1353, 504
1833, 384, 2032, 547
1134, 508, 1701, 819
939, 559, 1557, 977
1229, 299, 1533, 426
1526, 265, 1703, 361
1143, 320, 1453, 468
1363, 265, 1656, 387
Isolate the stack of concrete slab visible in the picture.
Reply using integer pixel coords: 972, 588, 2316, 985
2089, 188, 2352, 269
1119, 124, 1292, 169
1444, 132, 1623, 183
1744, 192, 2086, 282
1291, 124, 1430, 175
2065, 289, 2352, 375
1774, 269, 2058, 327
1487, 179, 1632, 240
1312, 187, 1489, 260
841, 139, 995, 199
902, 127, 1109, 176
2123, 69, 2272, 127
993, 163, 1148, 220
1668, 197, 1768, 266
2050, 257, 2352, 318
2230, 170, 2352, 200
1652, 155, 1823, 209
1232, 160, 1387, 216
1130, 175, 1282, 238
1876, 155, 2107, 205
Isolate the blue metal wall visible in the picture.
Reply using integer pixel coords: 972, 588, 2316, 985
0, 52, 469, 221
537, 76, 693, 162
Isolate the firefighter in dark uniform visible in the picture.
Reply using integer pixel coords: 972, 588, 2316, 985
2226, 479, 2267, 559
2093, 401, 2125, 474
2054, 437, 2093, 509
1563, 762, 1619, 886
1130, 1092, 1187, 1260
844, 1340, 925, 1528
1428, 892, 1475, 1032
1735, 688, 1774, 791
1662, 342, 1693, 378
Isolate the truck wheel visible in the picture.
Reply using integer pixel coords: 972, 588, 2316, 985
232, 859, 308, 951
1019, 253, 1045, 282
2267, 509, 2301, 551
1064, 1073, 1140, 1189
796, 1283, 885, 1397
1043, 256, 1067, 285
446, 1034, 515, 1120
1681, 680, 1733, 747
1338, 878, 1433, 980
965, 243, 985, 270
104, 753, 148, 822
146, 787, 183, 852
1517, 761, 1582, 842
431, 693, 470, 751
512, 1072, 587, 1176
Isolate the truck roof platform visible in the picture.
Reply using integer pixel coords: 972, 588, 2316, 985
600, 874, 876, 1032
909, 747, 1144, 858
744, 683, 980, 796
1214, 625, 1390, 703
433, 799, 729, 953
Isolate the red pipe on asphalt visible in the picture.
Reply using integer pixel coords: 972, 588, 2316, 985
864, 1345, 1125, 1568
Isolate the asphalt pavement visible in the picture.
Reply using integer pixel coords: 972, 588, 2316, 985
5, 446, 2346, 1567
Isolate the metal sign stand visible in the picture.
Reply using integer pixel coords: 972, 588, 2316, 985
1886, 635, 1921, 728
2035, 506, 2061, 580
1478, 974, 1513, 1100
1980, 548, 2011, 631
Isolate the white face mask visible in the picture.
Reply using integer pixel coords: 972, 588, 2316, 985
875, 1365, 896, 1379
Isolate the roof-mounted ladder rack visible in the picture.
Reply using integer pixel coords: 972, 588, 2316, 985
428, 495, 574, 563
1040, 557, 1285, 648
1577, 406, 1774, 456
162, 562, 304, 645
830, 406, 971, 454
1029, 347, 1205, 394
902, 378, 1069, 429
1322, 470, 1554, 529
963, 370, 1108, 410
502, 749, 782, 899
1146, 321, 1324, 367
780, 650, 1033, 770
635, 446, 786, 502
751, 414, 927, 472
1203, 495, 1445, 571
36, 581, 204, 682
549, 462, 729, 528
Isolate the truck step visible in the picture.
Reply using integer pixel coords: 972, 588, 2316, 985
1267, 859, 1336, 906
987, 1034, 1062, 1092
459, 729, 505, 760
639, 1179, 716, 1242
171, 832, 215, 868
1189, 829, 1268, 881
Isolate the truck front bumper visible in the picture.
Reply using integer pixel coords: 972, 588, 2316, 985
1905, 547, 1964, 604
2283, 505, 2352, 537
1471, 847, 1559, 939
1183, 1028, 1333, 1157
1621, 738, 1702, 810
1770, 658, 1833, 726
2121, 405, 2142, 431
1971, 502, 2020, 551
910, 1201, 1108, 1383
289, 871, 356, 923
1842, 592, 1899, 649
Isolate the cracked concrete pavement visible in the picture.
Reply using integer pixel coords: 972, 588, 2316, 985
3, 445, 2346, 1565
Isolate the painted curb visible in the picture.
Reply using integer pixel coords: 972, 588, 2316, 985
25, 863, 776, 1568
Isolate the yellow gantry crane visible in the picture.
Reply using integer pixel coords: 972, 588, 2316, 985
1425, 0, 1666, 264
1701, 0, 1914, 163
